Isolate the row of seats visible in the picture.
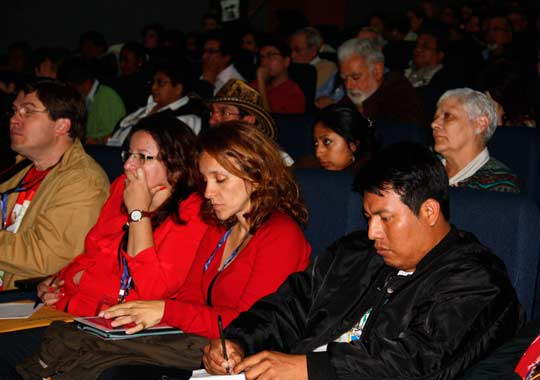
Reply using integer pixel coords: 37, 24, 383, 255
274, 113, 540, 207
295, 168, 540, 320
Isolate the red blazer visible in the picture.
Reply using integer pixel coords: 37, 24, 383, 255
55, 176, 208, 316
161, 211, 311, 338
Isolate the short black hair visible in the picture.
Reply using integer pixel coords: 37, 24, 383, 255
417, 26, 449, 54
152, 59, 193, 93
203, 32, 234, 57
121, 42, 146, 61
356, 142, 450, 220
258, 35, 291, 57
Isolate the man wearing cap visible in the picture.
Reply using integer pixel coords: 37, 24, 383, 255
206, 79, 294, 166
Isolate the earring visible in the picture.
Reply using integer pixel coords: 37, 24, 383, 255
351, 155, 356, 163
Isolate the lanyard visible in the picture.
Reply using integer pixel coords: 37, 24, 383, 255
117, 231, 132, 304
203, 227, 251, 273
1, 166, 52, 230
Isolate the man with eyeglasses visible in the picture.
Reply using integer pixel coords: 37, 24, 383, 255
201, 34, 245, 95
0, 80, 109, 292
404, 28, 464, 117
251, 37, 305, 114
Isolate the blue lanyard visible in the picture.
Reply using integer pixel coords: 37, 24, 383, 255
117, 231, 132, 303
203, 228, 250, 273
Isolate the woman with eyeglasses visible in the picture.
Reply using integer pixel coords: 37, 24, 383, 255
107, 61, 202, 147
100, 121, 310, 342
37, 112, 208, 316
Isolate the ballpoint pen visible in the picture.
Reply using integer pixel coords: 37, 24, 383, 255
218, 314, 231, 375
34, 275, 57, 309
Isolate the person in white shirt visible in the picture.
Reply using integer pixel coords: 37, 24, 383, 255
108, 61, 202, 147
200, 34, 245, 95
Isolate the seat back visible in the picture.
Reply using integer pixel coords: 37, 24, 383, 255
449, 188, 540, 319
295, 168, 365, 257
375, 121, 431, 147
84, 145, 123, 182
488, 127, 540, 206
274, 113, 316, 161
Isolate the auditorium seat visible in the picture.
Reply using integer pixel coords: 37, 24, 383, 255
84, 145, 124, 182
274, 113, 316, 161
488, 126, 540, 207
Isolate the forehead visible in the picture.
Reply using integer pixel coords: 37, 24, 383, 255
417, 34, 437, 47
340, 54, 370, 73
205, 39, 221, 49
199, 151, 231, 174
313, 122, 337, 136
260, 45, 280, 54
363, 188, 410, 214
212, 103, 240, 112
490, 17, 510, 29
130, 130, 158, 151
154, 71, 170, 79
21, 91, 46, 108
291, 34, 307, 46
437, 97, 465, 113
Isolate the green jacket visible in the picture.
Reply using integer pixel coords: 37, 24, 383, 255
86, 84, 126, 139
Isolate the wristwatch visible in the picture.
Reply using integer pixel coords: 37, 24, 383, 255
128, 209, 151, 223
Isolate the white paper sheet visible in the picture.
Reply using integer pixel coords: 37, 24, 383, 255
190, 369, 245, 379
0, 302, 43, 319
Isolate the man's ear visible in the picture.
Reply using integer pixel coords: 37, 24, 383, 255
372, 62, 384, 82
173, 83, 183, 98
420, 198, 441, 226
54, 118, 72, 137
242, 115, 257, 125
284, 56, 291, 69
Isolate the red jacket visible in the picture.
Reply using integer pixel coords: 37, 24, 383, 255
55, 176, 208, 316
161, 211, 311, 338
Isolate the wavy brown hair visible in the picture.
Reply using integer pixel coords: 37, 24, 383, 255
198, 121, 308, 231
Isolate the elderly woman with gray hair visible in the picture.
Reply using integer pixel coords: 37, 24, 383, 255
431, 88, 520, 193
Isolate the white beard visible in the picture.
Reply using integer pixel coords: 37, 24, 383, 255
346, 89, 374, 106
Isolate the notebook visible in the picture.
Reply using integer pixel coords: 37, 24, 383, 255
74, 316, 183, 340
190, 369, 245, 379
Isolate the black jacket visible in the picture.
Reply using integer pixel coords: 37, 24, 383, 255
225, 228, 523, 380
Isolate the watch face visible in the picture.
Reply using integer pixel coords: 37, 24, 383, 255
130, 210, 143, 222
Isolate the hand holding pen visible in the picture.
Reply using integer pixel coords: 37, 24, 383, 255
218, 315, 230, 375
35, 274, 64, 308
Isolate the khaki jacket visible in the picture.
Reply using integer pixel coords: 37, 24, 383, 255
0, 140, 109, 289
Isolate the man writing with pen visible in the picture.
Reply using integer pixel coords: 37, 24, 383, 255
203, 143, 522, 380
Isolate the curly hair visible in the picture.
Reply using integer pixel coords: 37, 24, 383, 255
127, 111, 199, 227
198, 121, 308, 231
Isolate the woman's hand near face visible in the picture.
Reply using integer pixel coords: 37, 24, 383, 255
99, 300, 166, 334
124, 167, 153, 212
124, 168, 171, 212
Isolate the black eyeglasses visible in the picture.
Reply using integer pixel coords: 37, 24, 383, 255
121, 151, 157, 164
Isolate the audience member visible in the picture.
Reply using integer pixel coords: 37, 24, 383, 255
206, 79, 293, 166
78, 30, 117, 81
201, 34, 245, 94
290, 27, 339, 101
432, 88, 520, 192
251, 37, 305, 114
4, 42, 33, 75
0, 113, 208, 379
114, 42, 151, 113
404, 7, 426, 41
0, 80, 109, 291
203, 141, 522, 380
338, 38, 427, 127
61, 58, 126, 144
108, 61, 202, 147
33, 48, 68, 80
405, 28, 465, 117
141, 24, 164, 52
296, 104, 374, 173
